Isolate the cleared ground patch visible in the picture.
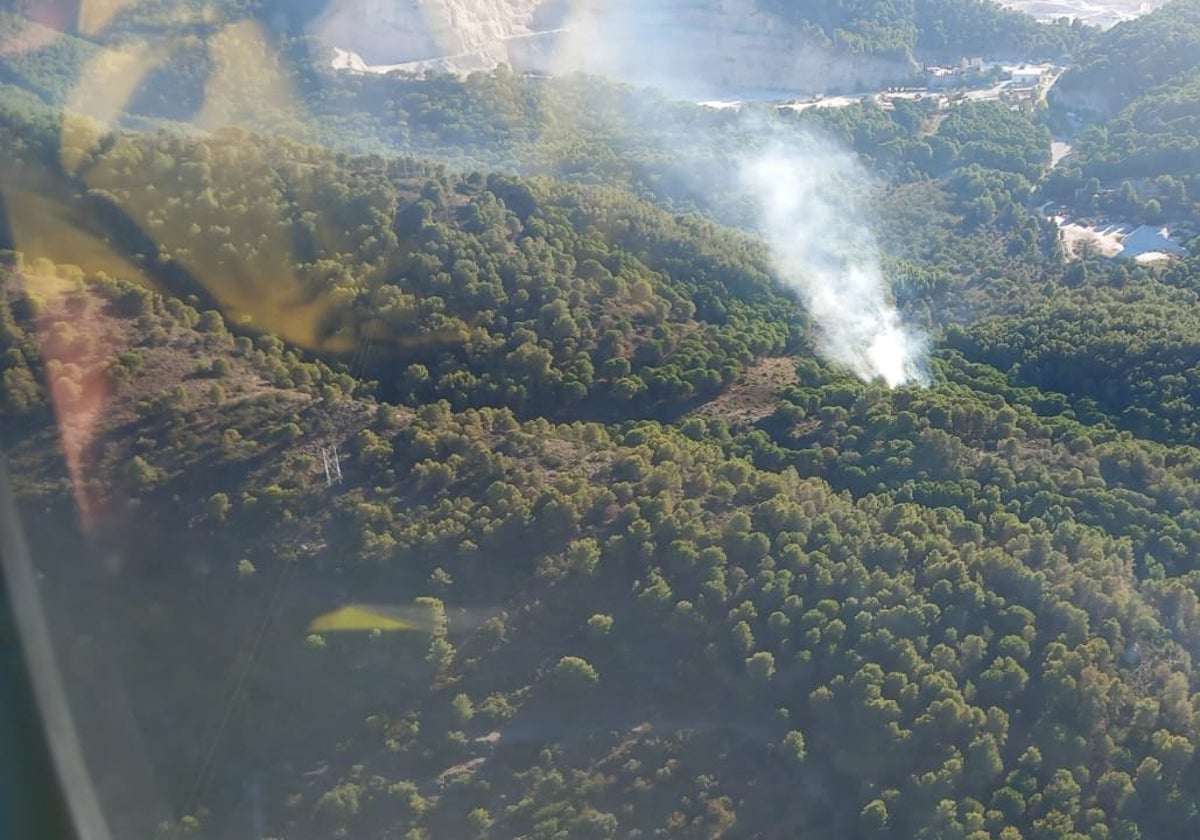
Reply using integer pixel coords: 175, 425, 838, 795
691, 356, 798, 427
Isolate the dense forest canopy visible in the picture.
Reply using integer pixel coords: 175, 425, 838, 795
4, 2, 1200, 840
1052, 0, 1200, 182
0, 105, 801, 418
9, 247, 1200, 838
757, 0, 1087, 60
1053, 0, 1200, 118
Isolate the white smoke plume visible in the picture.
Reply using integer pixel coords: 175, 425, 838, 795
738, 140, 929, 388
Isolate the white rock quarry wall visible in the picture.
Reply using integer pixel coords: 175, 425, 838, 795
547, 0, 913, 96
314, 0, 545, 65
314, 0, 915, 96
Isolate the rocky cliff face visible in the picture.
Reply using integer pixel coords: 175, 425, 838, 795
313, 0, 545, 66
312, 0, 915, 96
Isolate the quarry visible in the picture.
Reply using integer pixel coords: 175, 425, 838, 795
311, 0, 916, 97
312, 0, 1161, 100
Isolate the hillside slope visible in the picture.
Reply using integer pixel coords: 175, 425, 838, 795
0, 0, 1086, 105
8, 249, 1200, 839
3, 101, 1200, 834
316, 0, 1086, 94
1052, 0, 1200, 118
0, 104, 801, 421
1047, 0, 1200, 192
6, 7, 1200, 839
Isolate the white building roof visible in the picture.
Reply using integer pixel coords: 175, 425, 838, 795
1121, 225, 1188, 259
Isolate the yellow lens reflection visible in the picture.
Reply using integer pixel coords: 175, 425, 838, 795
194, 20, 296, 133
77, 0, 144, 37
61, 40, 159, 173
308, 605, 421, 634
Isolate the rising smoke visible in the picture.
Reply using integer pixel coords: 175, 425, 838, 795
309, 1, 932, 387
738, 139, 929, 388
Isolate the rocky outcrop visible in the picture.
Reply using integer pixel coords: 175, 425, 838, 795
313, 0, 546, 66
312, 0, 916, 97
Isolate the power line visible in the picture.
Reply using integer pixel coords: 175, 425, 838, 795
185, 550, 296, 817
320, 445, 342, 487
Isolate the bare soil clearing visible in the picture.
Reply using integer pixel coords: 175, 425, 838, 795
693, 356, 798, 427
